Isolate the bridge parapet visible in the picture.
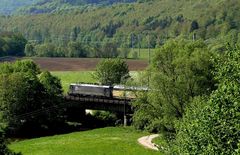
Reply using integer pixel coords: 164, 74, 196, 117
64, 96, 134, 113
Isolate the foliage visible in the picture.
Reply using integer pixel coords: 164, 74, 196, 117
0, 32, 27, 57
38, 71, 63, 125
24, 41, 121, 58
0, 0, 136, 15
0, 129, 21, 155
94, 58, 129, 85
0, 72, 43, 131
173, 49, 240, 154
39, 71, 63, 97
0, 60, 63, 135
90, 110, 118, 126
133, 39, 215, 133
0, 59, 40, 75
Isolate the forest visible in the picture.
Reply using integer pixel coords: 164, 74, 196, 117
0, 0, 137, 15
1, 0, 240, 57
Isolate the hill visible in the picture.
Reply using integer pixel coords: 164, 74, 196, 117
0, 0, 239, 49
0, 0, 137, 15
9, 127, 161, 155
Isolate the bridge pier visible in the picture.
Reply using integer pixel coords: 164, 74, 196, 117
64, 96, 134, 126
124, 115, 127, 127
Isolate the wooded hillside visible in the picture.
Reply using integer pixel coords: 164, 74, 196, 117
0, 0, 239, 49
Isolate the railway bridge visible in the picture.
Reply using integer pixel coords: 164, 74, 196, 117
64, 95, 134, 126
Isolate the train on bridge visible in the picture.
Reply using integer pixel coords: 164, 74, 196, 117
68, 83, 148, 99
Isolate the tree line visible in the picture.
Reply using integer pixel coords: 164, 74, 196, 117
25, 41, 129, 58
0, 32, 131, 58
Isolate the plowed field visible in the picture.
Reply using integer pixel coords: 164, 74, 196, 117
0, 57, 148, 71
31, 57, 148, 71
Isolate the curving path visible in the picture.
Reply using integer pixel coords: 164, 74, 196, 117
138, 134, 160, 151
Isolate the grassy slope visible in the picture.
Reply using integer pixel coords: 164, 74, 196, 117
9, 127, 162, 155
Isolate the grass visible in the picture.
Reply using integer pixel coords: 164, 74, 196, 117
9, 127, 162, 155
51, 71, 96, 93
152, 134, 169, 153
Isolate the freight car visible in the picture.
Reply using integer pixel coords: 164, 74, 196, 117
68, 83, 113, 98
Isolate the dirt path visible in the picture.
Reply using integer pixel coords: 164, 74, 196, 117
138, 134, 159, 151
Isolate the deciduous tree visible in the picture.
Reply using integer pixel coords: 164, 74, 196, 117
94, 58, 129, 85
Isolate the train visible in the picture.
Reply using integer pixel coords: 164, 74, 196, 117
68, 83, 148, 98
68, 83, 113, 98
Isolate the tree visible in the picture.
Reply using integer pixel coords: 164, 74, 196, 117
94, 59, 129, 85
100, 42, 119, 58
0, 72, 44, 131
0, 60, 63, 135
38, 71, 63, 126
190, 20, 199, 32
0, 33, 27, 57
67, 41, 87, 57
174, 48, 240, 154
39, 71, 63, 97
133, 39, 215, 133
24, 43, 35, 56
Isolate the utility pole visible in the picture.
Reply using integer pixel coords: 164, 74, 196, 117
138, 34, 141, 58
131, 33, 134, 55
147, 34, 151, 88
123, 85, 127, 127
148, 34, 151, 64
192, 33, 196, 41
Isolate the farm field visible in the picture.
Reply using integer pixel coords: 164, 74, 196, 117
0, 57, 149, 71
9, 127, 162, 155
31, 57, 148, 71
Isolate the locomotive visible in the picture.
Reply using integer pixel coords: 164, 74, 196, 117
68, 83, 113, 98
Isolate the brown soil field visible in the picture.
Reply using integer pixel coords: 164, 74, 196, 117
0, 57, 148, 71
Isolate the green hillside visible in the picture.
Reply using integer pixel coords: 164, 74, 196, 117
17, 0, 137, 14
0, 0, 239, 49
9, 127, 161, 155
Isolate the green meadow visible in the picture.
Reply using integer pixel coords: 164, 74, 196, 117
9, 127, 162, 155
51, 71, 96, 93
